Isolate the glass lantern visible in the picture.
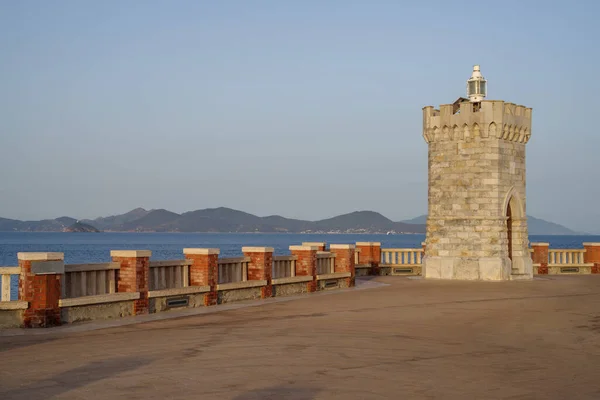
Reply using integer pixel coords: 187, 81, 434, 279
466, 65, 487, 102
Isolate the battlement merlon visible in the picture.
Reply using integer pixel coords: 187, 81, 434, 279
422, 100, 532, 144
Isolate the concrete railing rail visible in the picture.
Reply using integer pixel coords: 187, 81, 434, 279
149, 259, 191, 291
547, 249, 594, 274
316, 252, 336, 275
381, 248, 423, 266
273, 255, 297, 279
218, 257, 250, 284
0, 266, 20, 302
63, 262, 119, 299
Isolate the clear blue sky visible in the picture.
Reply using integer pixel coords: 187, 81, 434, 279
1, 1, 599, 233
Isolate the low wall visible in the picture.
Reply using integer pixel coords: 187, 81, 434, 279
272, 276, 312, 297
0, 242, 425, 329
355, 265, 421, 277
217, 280, 266, 304
317, 272, 351, 290
0, 304, 26, 329
148, 286, 210, 313
61, 301, 134, 324
59, 293, 139, 324
546, 265, 593, 275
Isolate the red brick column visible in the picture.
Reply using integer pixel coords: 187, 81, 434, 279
583, 243, 600, 274
355, 242, 381, 275
302, 242, 327, 251
330, 244, 355, 287
110, 250, 151, 315
184, 248, 219, 306
531, 243, 549, 275
243, 247, 274, 298
290, 245, 318, 292
18, 252, 64, 328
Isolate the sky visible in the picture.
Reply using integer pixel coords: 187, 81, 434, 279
1, 1, 599, 233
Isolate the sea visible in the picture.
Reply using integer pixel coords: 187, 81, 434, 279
2, 232, 600, 300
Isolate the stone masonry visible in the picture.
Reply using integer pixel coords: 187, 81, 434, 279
422, 99, 533, 280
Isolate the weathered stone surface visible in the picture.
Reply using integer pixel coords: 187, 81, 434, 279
272, 282, 308, 297
355, 267, 372, 277
317, 278, 350, 291
149, 293, 206, 313
217, 287, 262, 304
0, 309, 23, 328
60, 301, 134, 324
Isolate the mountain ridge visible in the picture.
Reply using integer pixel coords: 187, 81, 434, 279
0, 207, 586, 235
402, 215, 583, 235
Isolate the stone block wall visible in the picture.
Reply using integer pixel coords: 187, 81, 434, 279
422, 100, 533, 280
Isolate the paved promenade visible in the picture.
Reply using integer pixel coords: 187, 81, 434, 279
1, 276, 600, 399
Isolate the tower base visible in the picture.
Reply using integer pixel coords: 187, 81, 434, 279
422, 256, 533, 281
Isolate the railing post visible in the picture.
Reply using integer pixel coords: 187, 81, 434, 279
583, 243, 600, 274
330, 244, 356, 287
243, 247, 274, 299
1, 273, 12, 302
184, 248, 219, 306
531, 243, 549, 275
110, 250, 151, 315
421, 241, 426, 252
18, 252, 64, 328
302, 242, 326, 251
290, 245, 318, 292
355, 242, 381, 275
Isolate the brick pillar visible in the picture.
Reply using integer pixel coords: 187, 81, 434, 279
356, 242, 381, 275
531, 243, 549, 275
110, 250, 151, 315
302, 242, 327, 251
243, 247, 274, 298
18, 252, 64, 328
290, 245, 318, 292
330, 244, 355, 287
184, 248, 219, 306
583, 243, 600, 274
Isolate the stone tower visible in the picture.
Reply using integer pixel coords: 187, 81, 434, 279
422, 65, 533, 280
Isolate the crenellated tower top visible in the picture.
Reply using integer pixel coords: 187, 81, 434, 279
422, 65, 532, 144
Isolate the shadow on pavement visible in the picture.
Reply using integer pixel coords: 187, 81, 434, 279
0, 355, 153, 400
233, 385, 321, 400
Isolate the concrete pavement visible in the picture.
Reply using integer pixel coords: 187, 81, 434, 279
1, 275, 600, 399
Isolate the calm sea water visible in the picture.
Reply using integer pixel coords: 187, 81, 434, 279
2, 232, 599, 299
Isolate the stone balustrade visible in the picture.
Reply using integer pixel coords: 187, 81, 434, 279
0, 266, 20, 302
217, 257, 250, 284
364, 242, 600, 277
63, 262, 119, 298
272, 255, 297, 279
3, 241, 598, 329
316, 251, 336, 275
0, 243, 357, 329
149, 260, 191, 291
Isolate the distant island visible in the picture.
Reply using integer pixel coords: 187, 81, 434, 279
0, 207, 583, 235
63, 222, 100, 233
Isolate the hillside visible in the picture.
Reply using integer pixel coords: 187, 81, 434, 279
0, 208, 424, 234
81, 207, 149, 230
64, 222, 100, 233
402, 214, 581, 235
0, 217, 78, 232
314, 211, 422, 234
0, 208, 583, 235
120, 209, 181, 231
